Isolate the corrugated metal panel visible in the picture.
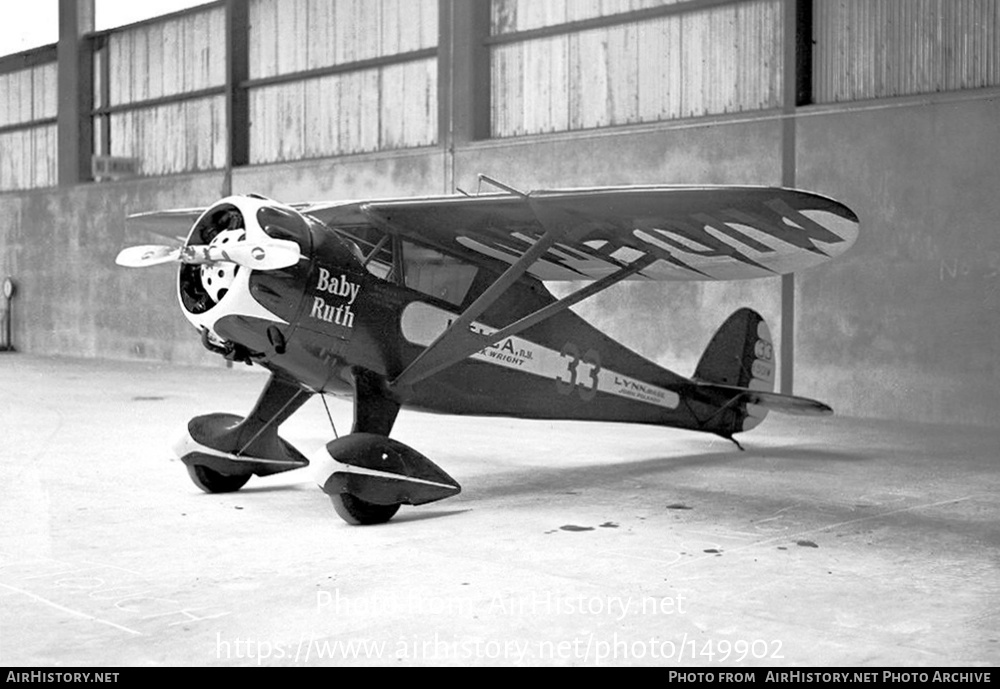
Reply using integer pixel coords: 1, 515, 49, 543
246, 0, 438, 162
491, 0, 687, 34
108, 6, 226, 106
379, 59, 439, 149
93, 45, 106, 111
108, 96, 227, 176
0, 124, 57, 191
249, 58, 437, 164
491, 0, 783, 137
32, 124, 56, 188
0, 62, 57, 190
0, 62, 58, 128
814, 0, 1000, 103
35, 63, 58, 120
248, 0, 438, 79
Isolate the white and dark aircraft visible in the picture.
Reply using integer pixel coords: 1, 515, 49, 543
117, 177, 859, 524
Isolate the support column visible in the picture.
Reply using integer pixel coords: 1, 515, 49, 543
94, 36, 110, 157
438, 0, 491, 192
225, 0, 250, 195
57, 0, 95, 186
780, 0, 812, 395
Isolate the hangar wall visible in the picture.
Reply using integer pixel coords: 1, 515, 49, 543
1, 0, 999, 428
0, 173, 228, 364
795, 93, 1000, 427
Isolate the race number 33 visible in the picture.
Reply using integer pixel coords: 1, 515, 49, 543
556, 342, 602, 401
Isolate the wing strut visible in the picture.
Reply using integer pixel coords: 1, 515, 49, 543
452, 252, 656, 359
389, 246, 655, 391
389, 211, 568, 391
476, 174, 527, 197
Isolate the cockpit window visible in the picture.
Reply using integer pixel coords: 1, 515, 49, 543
333, 226, 393, 279
402, 241, 477, 306
329, 226, 478, 306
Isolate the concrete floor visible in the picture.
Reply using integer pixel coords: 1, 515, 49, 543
1, 355, 998, 667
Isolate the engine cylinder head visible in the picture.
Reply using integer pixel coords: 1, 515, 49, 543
198, 228, 245, 303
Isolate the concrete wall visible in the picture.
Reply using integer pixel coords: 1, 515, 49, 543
0, 173, 227, 364
2, 89, 999, 428
795, 92, 1000, 427
232, 147, 448, 200
0, 149, 450, 365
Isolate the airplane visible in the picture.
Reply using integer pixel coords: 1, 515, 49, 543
116, 176, 859, 525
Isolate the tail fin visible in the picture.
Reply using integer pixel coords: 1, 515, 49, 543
694, 309, 775, 389
693, 308, 831, 439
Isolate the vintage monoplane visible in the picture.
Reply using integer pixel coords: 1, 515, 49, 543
116, 177, 858, 525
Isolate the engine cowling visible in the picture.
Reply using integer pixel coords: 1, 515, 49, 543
177, 196, 316, 349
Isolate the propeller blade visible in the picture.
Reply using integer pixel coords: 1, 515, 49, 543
116, 239, 302, 271
181, 239, 302, 270
115, 245, 181, 268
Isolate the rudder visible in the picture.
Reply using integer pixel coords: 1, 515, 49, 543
693, 308, 775, 431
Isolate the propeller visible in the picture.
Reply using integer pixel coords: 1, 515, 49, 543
115, 238, 302, 271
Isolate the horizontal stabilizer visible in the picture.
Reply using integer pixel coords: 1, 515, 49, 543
697, 383, 833, 417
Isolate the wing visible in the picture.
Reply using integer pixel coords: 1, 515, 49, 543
308, 186, 859, 390
125, 207, 207, 243
300, 185, 859, 282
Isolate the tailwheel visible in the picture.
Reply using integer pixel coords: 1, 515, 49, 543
329, 493, 401, 526
187, 464, 251, 494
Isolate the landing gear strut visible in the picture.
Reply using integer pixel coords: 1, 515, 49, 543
173, 367, 461, 525
175, 374, 311, 493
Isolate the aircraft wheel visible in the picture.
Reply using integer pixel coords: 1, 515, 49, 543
329, 492, 400, 526
187, 464, 251, 494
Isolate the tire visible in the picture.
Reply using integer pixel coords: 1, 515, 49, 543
329, 492, 400, 525
187, 464, 251, 494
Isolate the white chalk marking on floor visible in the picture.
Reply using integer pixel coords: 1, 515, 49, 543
666, 494, 985, 571
753, 503, 800, 525
768, 494, 982, 547
0, 582, 144, 637
79, 560, 150, 577
590, 549, 685, 566
5, 559, 148, 581
22, 566, 104, 580
684, 528, 759, 540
